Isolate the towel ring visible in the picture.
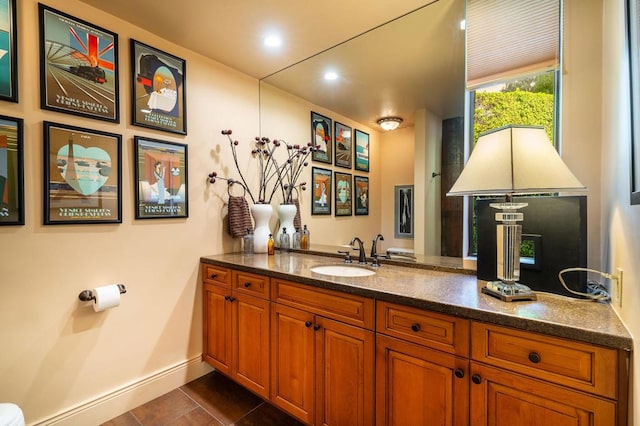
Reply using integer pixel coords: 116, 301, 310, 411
227, 180, 247, 198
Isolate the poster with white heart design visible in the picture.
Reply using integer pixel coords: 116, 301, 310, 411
44, 121, 121, 224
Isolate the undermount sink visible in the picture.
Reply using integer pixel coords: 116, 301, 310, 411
310, 264, 376, 277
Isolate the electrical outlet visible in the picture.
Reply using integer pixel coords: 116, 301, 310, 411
616, 267, 624, 307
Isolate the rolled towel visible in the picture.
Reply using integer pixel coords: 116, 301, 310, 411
228, 196, 253, 238
293, 198, 302, 231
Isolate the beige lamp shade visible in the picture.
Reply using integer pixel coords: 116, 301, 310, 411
447, 125, 586, 196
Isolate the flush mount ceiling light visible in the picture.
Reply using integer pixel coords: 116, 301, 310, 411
377, 116, 403, 131
323, 71, 339, 81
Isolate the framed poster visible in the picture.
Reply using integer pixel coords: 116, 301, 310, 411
628, 0, 640, 204
311, 111, 332, 164
131, 39, 187, 135
43, 121, 121, 224
0, 0, 17, 102
334, 171, 352, 216
354, 176, 369, 216
38, 4, 119, 122
134, 136, 188, 219
354, 129, 370, 172
311, 167, 331, 215
394, 185, 414, 238
334, 121, 352, 169
0, 115, 23, 225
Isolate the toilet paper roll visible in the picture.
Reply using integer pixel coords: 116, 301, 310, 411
93, 284, 121, 312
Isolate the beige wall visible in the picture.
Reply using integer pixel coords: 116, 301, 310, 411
0, 0, 259, 423
602, 0, 639, 423
380, 126, 415, 249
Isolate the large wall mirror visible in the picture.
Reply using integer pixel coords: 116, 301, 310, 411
259, 0, 466, 264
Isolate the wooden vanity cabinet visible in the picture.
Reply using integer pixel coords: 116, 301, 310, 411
202, 266, 270, 399
469, 322, 626, 426
271, 279, 375, 426
375, 301, 471, 426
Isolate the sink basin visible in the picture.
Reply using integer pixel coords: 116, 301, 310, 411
310, 264, 376, 277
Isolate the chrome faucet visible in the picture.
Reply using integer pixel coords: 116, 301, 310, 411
350, 237, 367, 264
371, 234, 384, 258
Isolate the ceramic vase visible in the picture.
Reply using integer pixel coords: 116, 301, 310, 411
275, 203, 297, 248
251, 203, 273, 253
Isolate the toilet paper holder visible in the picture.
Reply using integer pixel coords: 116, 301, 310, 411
78, 284, 126, 302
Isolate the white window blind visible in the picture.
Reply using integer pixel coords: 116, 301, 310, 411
466, 0, 561, 89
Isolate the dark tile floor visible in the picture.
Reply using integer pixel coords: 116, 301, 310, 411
101, 371, 304, 426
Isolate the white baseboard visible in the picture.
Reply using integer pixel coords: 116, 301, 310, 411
32, 356, 213, 426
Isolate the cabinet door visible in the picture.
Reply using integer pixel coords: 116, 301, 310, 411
271, 303, 316, 424
232, 293, 270, 399
203, 284, 232, 375
470, 362, 617, 426
376, 334, 469, 426
315, 316, 374, 426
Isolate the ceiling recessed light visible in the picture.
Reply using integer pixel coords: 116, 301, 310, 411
324, 71, 338, 81
264, 35, 282, 48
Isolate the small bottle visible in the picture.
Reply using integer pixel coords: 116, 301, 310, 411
301, 225, 310, 250
242, 228, 253, 255
292, 227, 301, 249
267, 233, 275, 255
280, 227, 290, 252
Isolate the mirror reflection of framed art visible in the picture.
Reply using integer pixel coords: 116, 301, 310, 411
311, 111, 332, 164
628, 0, 640, 204
311, 167, 331, 215
394, 185, 414, 238
334, 171, 352, 216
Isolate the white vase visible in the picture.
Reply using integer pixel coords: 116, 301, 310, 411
275, 203, 297, 248
251, 203, 273, 253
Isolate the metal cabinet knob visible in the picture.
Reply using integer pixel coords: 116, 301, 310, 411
471, 374, 482, 385
454, 369, 465, 379
411, 323, 421, 332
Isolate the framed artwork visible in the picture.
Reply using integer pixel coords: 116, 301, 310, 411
134, 136, 188, 219
131, 39, 187, 135
334, 121, 352, 169
0, 0, 17, 102
354, 176, 369, 216
43, 121, 122, 224
0, 115, 23, 225
354, 129, 370, 172
334, 172, 352, 216
394, 185, 414, 238
38, 4, 119, 123
311, 167, 331, 215
628, 0, 640, 204
311, 111, 332, 164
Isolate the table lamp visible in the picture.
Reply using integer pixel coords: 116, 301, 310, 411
447, 125, 586, 301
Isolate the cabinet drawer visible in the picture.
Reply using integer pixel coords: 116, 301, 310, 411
233, 270, 270, 299
376, 301, 470, 357
271, 279, 374, 330
471, 322, 619, 399
202, 263, 231, 288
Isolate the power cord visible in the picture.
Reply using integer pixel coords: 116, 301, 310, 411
558, 267, 618, 301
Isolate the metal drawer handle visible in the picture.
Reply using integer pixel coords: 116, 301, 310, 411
411, 323, 421, 332
471, 374, 482, 385
528, 352, 541, 364
210, 273, 217, 279
454, 368, 465, 379
313, 324, 321, 331
305, 321, 313, 328
244, 282, 251, 288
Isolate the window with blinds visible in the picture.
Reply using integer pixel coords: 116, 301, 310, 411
466, 0, 561, 89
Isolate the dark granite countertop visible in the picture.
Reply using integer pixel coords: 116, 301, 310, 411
200, 252, 633, 351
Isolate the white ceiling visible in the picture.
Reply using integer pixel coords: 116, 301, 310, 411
78, 0, 465, 129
